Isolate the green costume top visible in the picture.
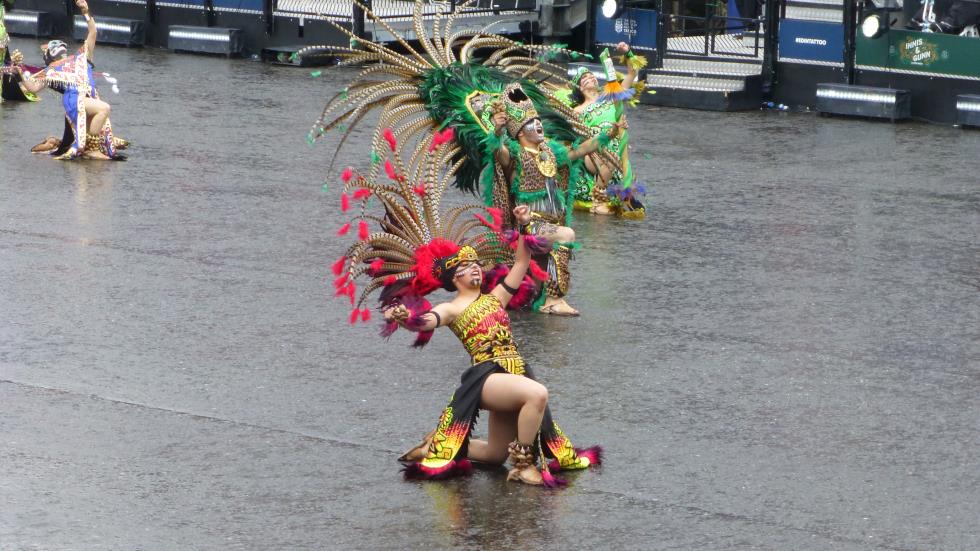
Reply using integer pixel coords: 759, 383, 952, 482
574, 99, 633, 203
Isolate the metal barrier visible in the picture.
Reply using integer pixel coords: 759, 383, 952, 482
272, 0, 533, 22
660, 0, 765, 58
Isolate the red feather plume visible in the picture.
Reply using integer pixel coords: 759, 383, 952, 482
341, 193, 350, 212
409, 238, 461, 296
331, 256, 346, 275
384, 160, 398, 181
337, 223, 351, 236
333, 274, 348, 289
383, 128, 397, 151
529, 261, 549, 282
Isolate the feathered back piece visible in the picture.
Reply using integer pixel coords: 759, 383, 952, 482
331, 127, 511, 346
298, 0, 595, 195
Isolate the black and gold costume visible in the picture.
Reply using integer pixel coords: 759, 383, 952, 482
404, 293, 599, 479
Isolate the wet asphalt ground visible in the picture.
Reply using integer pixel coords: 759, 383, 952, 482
1, 37, 979, 550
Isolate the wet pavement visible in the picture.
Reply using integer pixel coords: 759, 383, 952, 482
1, 37, 979, 550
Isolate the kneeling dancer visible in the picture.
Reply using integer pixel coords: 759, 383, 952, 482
332, 131, 600, 487
16, 0, 126, 159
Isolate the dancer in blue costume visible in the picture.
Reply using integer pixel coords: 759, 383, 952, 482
16, 0, 127, 159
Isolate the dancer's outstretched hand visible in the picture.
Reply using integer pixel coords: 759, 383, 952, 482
76, 0, 90, 14
513, 205, 531, 226
384, 304, 410, 322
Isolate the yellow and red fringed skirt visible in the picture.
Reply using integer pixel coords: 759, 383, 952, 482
401, 361, 602, 485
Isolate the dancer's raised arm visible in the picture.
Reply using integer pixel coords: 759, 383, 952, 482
77, 0, 97, 61
491, 205, 532, 306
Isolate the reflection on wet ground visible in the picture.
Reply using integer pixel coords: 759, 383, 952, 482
1, 36, 979, 550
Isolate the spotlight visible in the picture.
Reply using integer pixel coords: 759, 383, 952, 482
860, 11, 891, 39
601, 0, 625, 19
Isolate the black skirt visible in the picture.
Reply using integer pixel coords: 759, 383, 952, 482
402, 360, 601, 481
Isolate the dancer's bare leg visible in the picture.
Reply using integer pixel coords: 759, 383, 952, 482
82, 97, 110, 137
480, 373, 547, 441
467, 410, 517, 465
479, 373, 547, 483
584, 155, 615, 215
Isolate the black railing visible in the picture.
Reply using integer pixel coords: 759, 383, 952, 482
663, 13, 764, 58
372, 0, 534, 20
710, 16, 763, 57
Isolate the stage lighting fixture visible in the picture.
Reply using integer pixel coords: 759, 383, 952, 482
861, 12, 888, 39
602, 0, 625, 19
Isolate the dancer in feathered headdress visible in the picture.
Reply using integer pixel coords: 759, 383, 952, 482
300, 0, 623, 315
332, 128, 601, 486
564, 42, 647, 218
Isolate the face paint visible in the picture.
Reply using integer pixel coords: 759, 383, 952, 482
519, 118, 545, 144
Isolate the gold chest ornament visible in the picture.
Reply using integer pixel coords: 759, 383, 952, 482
523, 143, 558, 178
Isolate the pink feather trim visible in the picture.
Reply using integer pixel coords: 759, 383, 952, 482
380, 320, 398, 339
333, 274, 348, 289
341, 193, 350, 212
384, 160, 398, 180
337, 223, 351, 236
358, 221, 370, 240
360, 308, 371, 322
412, 330, 434, 348
369, 259, 384, 274
541, 469, 568, 488
472, 212, 501, 233
349, 309, 360, 324
331, 256, 346, 276
383, 128, 397, 151
402, 459, 473, 480
481, 264, 538, 310
529, 261, 549, 282
341, 167, 354, 183
353, 188, 372, 200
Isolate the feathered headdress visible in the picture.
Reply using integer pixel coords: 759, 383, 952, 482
331, 127, 510, 346
298, 0, 595, 197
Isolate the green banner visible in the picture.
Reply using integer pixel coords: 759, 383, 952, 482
857, 30, 980, 79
